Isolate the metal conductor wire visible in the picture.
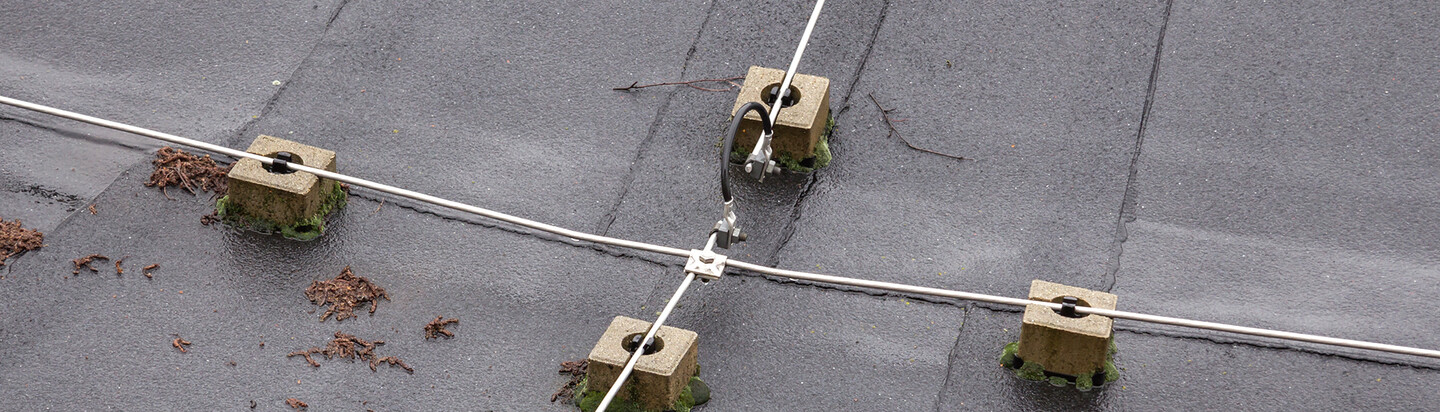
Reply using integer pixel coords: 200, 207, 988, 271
767, 0, 826, 127
0, 95, 690, 260
3, 95, 1439, 363
745, 0, 827, 178
597, 233, 714, 411
724, 261, 1440, 359
596, 273, 697, 411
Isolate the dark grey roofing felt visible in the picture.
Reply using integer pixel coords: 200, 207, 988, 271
2, 0, 1438, 410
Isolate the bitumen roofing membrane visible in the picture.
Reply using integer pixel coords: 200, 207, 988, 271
2, 0, 1438, 410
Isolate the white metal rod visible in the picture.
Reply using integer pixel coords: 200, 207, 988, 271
766, 0, 826, 127
0, 95, 690, 259
597, 272, 697, 411
748, 0, 827, 166
4, 94, 1439, 362
726, 260, 1440, 359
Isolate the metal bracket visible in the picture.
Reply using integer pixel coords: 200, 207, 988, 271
712, 200, 746, 249
1058, 296, 1080, 318
269, 151, 294, 174
744, 131, 780, 181
684, 249, 728, 281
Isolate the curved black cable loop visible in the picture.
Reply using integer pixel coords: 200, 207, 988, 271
721, 102, 773, 203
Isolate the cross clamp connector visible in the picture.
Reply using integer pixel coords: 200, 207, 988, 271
684, 249, 728, 282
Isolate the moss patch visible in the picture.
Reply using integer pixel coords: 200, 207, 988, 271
576, 376, 709, 412
999, 340, 1120, 390
216, 182, 347, 241
1017, 360, 1047, 381
1103, 358, 1120, 383
728, 114, 836, 173
999, 341, 1020, 367
774, 115, 835, 172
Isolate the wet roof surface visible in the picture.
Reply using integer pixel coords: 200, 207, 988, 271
2, 0, 1439, 410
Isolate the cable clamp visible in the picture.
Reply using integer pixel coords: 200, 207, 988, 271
270, 151, 294, 174
1058, 296, 1080, 318
684, 249, 728, 281
712, 200, 746, 249
744, 131, 779, 181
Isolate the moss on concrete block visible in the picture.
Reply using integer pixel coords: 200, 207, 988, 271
1017, 360, 1047, 381
577, 376, 708, 412
1000, 339, 1120, 389
1000, 341, 1020, 367
1103, 358, 1120, 383
730, 66, 831, 160
216, 182, 346, 241
730, 114, 835, 173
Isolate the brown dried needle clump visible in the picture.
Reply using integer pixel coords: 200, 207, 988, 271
371, 356, 411, 373
72, 254, 109, 274
172, 337, 192, 353
305, 266, 390, 321
146, 147, 231, 197
424, 316, 459, 339
0, 218, 45, 267
286, 331, 413, 374
551, 359, 589, 402
285, 398, 308, 409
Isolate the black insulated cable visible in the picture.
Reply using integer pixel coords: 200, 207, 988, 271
721, 102, 772, 203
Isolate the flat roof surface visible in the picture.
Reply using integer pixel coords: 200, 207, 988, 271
2, 0, 1438, 410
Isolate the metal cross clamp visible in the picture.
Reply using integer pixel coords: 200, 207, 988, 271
684, 248, 728, 282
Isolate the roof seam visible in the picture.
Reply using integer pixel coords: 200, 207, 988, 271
1103, 0, 1174, 292
767, 0, 891, 266
347, 190, 678, 270
595, 0, 722, 236
934, 302, 973, 412
1114, 324, 1440, 371
226, 0, 352, 149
